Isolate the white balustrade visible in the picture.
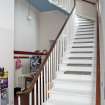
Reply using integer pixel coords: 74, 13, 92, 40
43, 66, 47, 102
38, 77, 40, 105
29, 92, 32, 105
48, 0, 73, 13
46, 61, 49, 98
18, 96, 21, 105
41, 71, 43, 104
34, 84, 36, 105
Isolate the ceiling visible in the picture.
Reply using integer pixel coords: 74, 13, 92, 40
31, 0, 97, 12
31, 0, 57, 12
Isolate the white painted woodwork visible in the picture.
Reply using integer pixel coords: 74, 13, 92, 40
29, 92, 32, 105
18, 96, 21, 105
34, 84, 36, 105
38, 77, 40, 105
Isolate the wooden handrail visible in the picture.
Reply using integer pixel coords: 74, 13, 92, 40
16, 0, 76, 96
14, 50, 48, 56
96, 0, 101, 105
14, 56, 30, 59
77, 14, 95, 21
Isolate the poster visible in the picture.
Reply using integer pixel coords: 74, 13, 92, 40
0, 69, 9, 105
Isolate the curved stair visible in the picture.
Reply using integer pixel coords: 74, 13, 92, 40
43, 15, 96, 105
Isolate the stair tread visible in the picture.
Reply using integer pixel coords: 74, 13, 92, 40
46, 93, 93, 105
43, 99, 92, 105
56, 72, 92, 80
76, 33, 95, 36
50, 88, 93, 97
64, 52, 94, 56
77, 30, 94, 32
77, 22, 93, 24
49, 89, 93, 99
76, 20, 95, 23
66, 63, 92, 67
76, 17, 94, 20
76, 17, 94, 22
54, 78, 92, 85
68, 57, 93, 59
73, 41, 94, 43
76, 25, 95, 28
62, 59, 93, 64
64, 71, 91, 75
66, 50, 94, 53
74, 37, 94, 39
76, 33, 94, 35
77, 27, 94, 29
72, 46, 94, 48
43, 101, 91, 105
55, 77, 92, 83
77, 18, 92, 20
54, 84, 92, 89
70, 42, 95, 46
78, 24, 94, 26
70, 51, 94, 53
75, 34, 94, 36
60, 66, 93, 72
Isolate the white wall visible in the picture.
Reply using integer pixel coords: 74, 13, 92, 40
14, 0, 68, 90
76, 0, 97, 20
14, 0, 41, 93
39, 10, 67, 50
98, 0, 105, 104
15, 0, 40, 51
0, 0, 14, 105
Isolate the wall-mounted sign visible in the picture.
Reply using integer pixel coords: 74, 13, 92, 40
0, 70, 8, 105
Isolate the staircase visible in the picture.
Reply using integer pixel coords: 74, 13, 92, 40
42, 15, 96, 105
15, 0, 100, 105
48, 0, 73, 13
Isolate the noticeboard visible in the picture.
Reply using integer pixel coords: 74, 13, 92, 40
0, 71, 9, 105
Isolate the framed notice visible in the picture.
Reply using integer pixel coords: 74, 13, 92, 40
0, 71, 9, 105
